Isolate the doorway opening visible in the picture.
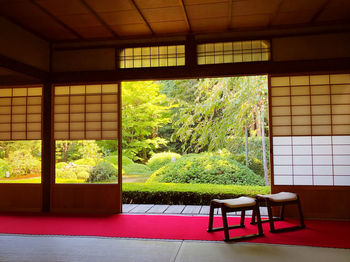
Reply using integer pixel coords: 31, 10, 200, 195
121, 76, 270, 213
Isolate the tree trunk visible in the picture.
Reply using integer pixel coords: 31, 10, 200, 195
256, 113, 261, 136
245, 126, 249, 166
260, 109, 269, 186
63, 141, 68, 163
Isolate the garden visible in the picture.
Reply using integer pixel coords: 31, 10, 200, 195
0, 77, 271, 203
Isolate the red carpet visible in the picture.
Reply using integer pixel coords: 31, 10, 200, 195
0, 214, 349, 248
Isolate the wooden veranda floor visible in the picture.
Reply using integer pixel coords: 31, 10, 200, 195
122, 204, 269, 217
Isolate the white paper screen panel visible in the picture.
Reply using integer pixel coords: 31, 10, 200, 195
0, 86, 42, 140
273, 136, 350, 186
54, 84, 118, 140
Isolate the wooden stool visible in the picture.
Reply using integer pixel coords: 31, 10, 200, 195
207, 196, 264, 241
251, 192, 305, 233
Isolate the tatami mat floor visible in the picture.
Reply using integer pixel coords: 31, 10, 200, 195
0, 234, 349, 262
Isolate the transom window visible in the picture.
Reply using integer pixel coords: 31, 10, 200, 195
119, 45, 185, 69
197, 40, 270, 65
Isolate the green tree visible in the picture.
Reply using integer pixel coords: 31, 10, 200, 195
0, 141, 41, 159
158, 79, 203, 153
122, 81, 170, 162
8, 148, 41, 176
0, 141, 41, 177
169, 77, 267, 150
167, 76, 269, 184
56, 140, 101, 162
96, 140, 119, 156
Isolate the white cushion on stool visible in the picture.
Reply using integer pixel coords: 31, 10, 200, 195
213, 196, 256, 208
257, 192, 298, 202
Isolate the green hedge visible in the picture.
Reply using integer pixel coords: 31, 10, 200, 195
122, 182, 270, 205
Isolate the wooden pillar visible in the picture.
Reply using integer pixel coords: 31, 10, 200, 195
42, 81, 53, 212
117, 82, 122, 212
185, 34, 197, 69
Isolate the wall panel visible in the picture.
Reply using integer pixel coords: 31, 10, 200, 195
273, 33, 350, 62
52, 49, 115, 72
0, 17, 49, 71
0, 184, 41, 212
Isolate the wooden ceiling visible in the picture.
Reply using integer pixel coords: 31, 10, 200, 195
0, 0, 349, 42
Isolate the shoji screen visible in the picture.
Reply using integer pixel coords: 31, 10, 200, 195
197, 40, 270, 65
54, 84, 118, 140
119, 45, 185, 68
0, 86, 42, 140
270, 74, 350, 186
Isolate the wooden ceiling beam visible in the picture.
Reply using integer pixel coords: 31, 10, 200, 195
179, 0, 192, 32
80, 0, 118, 38
268, 0, 284, 27
228, 0, 233, 29
52, 58, 350, 83
0, 53, 48, 81
30, 0, 84, 40
128, 0, 154, 35
0, 12, 50, 42
311, 0, 331, 23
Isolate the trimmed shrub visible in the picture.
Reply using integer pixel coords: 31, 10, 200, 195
103, 155, 134, 167
56, 169, 77, 180
87, 161, 117, 182
55, 162, 67, 170
73, 158, 96, 167
147, 154, 264, 186
123, 163, 152, 176
229, 154, 265, 178
123, 182, 270, 205
55, 163, 91, 181
104, 155, 134, 173
122, 156, 134, 166
147, 152, 182, 171
74, 165, 90, 173
76, 171, 90, 180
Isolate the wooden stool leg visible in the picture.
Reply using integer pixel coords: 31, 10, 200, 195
251, 208, 256, 225
267, 202, 276, 232
255, 206, 264, 236
221, 207, 230, 241
240, 210, 246, 227
297, 198, 305, 228
207, 202, 215, 232
280, 204, 285, 220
